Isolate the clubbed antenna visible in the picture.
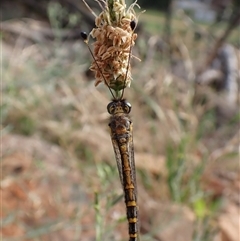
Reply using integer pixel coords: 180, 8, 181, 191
81, 31, 116, 99
130, 20, 136, 31
120, 20, 137, 100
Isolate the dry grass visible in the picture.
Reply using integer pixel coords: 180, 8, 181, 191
1, 5, 239, 241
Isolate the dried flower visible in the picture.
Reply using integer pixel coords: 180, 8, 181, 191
88, 0, 139, 93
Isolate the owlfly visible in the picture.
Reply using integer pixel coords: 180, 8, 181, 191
81, 17, 139, 241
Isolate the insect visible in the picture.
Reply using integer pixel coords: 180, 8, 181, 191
81, 19, 139, 241
107, 98, 138, 241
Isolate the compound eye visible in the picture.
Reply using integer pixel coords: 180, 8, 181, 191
122, 100, 131, 114
107, 102, 115, 114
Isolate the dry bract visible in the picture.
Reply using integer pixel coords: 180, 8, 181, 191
89, 0, 139, 93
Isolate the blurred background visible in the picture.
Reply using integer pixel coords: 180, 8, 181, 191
1, 0, 240, 241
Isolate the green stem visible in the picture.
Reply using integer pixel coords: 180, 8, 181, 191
108, 0, 116, 23
94, 192, 102, 241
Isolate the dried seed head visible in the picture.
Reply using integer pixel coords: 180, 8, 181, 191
89, 0, 140, 93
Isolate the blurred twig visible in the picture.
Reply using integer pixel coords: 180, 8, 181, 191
200, 7, 240, 72
164, 0, 173, 66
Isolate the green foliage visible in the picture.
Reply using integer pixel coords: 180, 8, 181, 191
47, 2, 80, 30
197, 110, 217, 140
166, 138, 191, 203
94, 162, 127, 240
166, 151, 182, 201
17, 116, 36, 136
166, 135, 221, 239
